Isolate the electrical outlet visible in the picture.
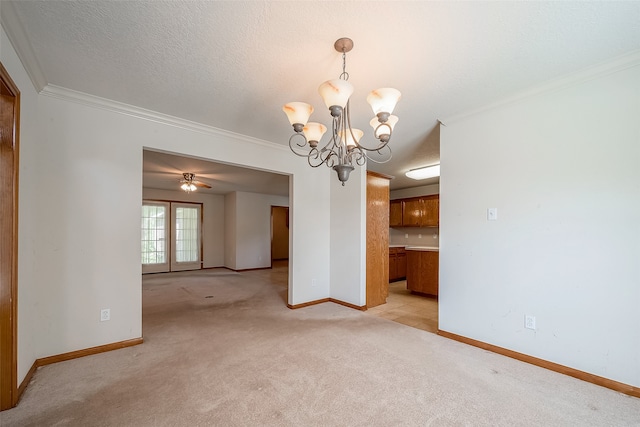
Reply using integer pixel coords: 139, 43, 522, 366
405, 233, 409, 238
487, 208, 498, 221
525, 315, 536, 330
311, 279, 317, 287
418, 234, 422, 238
100, 309, 110, 322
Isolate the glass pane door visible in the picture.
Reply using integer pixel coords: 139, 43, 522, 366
170, 203, 202, 271
141, 201, 170, 273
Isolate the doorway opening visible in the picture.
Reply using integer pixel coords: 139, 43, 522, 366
270, 206, 289, 265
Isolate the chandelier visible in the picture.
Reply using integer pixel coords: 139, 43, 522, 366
283, 38, 401, 185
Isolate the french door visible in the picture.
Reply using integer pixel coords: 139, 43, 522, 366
142, 201, 202, 273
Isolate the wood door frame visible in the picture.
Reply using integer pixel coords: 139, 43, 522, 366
0, 61, 20, 410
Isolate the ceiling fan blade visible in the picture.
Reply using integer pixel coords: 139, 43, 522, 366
194, 181, 212, 189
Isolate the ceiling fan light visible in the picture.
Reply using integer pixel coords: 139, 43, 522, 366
405, 164, 440, 180
181, 182, 197, 192
318, 79, 354, 110
367, 87, 401, 115
283, 102, 314, 127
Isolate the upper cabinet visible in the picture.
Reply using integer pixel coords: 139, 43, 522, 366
390, 195, 439, 227
389, 200, 403, 227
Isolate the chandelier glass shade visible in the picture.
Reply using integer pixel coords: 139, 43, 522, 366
283, 38, 401, 185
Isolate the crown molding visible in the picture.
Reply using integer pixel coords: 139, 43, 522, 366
0, 1, 47, 92
439, 49, 640, 126
40, 84, 288, 151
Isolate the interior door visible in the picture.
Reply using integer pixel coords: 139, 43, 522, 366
170, 203, 202, 272
141, 201, 170, 273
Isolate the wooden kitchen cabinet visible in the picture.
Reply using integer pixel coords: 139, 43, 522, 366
389, 200, 403, 227
421, 195, 439, 227
402, 198, 423, 226
406, 250, 439, 296
367, 171, 391, 308
389, 247, 407, 282
389, 195, 439, 227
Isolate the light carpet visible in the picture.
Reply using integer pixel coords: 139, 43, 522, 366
1, 263, 638, 426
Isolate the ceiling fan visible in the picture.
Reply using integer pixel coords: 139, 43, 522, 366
180, 172, 211, 192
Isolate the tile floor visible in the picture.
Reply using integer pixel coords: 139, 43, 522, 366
365, 280, 439, 333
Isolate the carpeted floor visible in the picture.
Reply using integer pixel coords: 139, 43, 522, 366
1, 263, 639, 426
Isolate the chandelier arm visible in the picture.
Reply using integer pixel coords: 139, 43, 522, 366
361, 144, 393, 164
288, 132, 317, 158
321, 148, 338, 168
307, 148, 329, 168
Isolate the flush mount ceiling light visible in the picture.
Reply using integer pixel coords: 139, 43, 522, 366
405, 164, 440, 180
283, 38, 401, 186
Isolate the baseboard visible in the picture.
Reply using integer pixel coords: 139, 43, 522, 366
287, 298, 330, 309
232, 267, 271, 272
36, 338, 144, 367
437, 330, 640, 399
287, 298, 366, 311
16, 360, 38, 404
329, 298, 367, 311
15, 337, 143, 406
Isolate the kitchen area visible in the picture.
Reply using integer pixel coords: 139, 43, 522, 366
367, 187, 440, 333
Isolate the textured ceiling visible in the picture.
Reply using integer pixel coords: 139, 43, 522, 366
3, 1, 640, 191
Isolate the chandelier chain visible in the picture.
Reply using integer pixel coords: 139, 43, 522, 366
340, 51, 349, 81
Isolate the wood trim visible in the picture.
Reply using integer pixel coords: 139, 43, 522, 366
287, 298, 366, 311
36, 338, 144, 367
287, 298, 330, 310
13, 338, 143, 407
16, 361, 37, 402
0, 61, 21, 410
329, 298, 367, 311
233, 267, 271, 272
437, 330, 640, 399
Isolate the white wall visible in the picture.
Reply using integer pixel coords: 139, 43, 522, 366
330, 168, 367, 306
224, 192, 237, 269
1, 25, 40, 384
142, 187, 225, 268
230, 191, 289, 271
440, 59, 640, 387
4, 52, 361, 387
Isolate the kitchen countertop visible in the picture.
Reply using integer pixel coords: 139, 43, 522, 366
389, 245, 439, 251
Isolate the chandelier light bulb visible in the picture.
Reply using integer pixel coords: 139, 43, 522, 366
370, 115, 398, 139
339, 128, 363, 148
283, 102, 314, 129
303, 122, 327, 147
367, 88, 402, 116
318, 79, 354, 110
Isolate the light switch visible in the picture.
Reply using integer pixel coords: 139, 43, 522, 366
487, 208, 498, 221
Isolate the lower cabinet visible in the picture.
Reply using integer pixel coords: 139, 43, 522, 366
389, 247, 407, 282
406, 250, 439, 296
